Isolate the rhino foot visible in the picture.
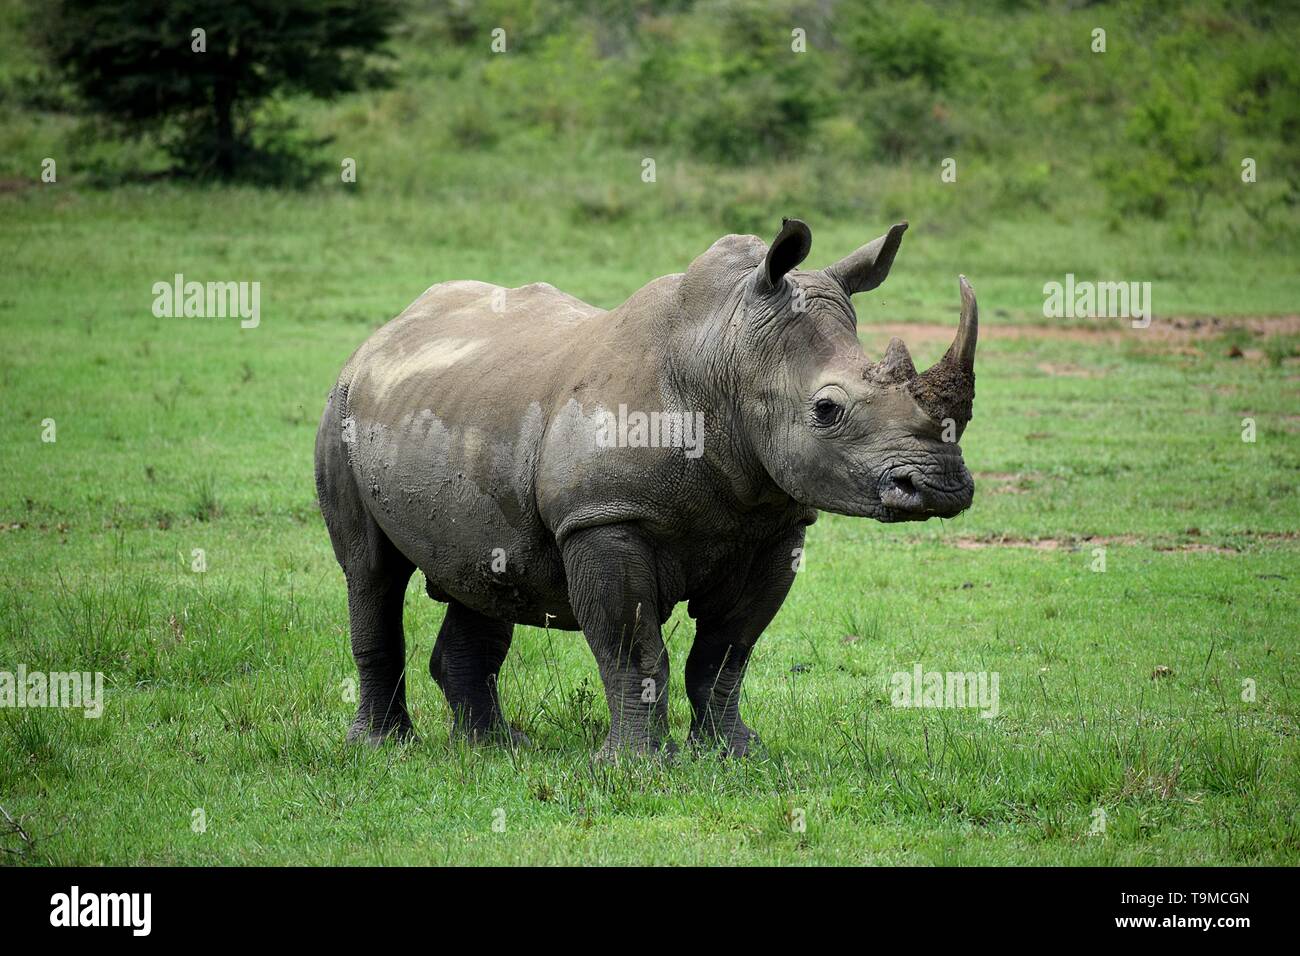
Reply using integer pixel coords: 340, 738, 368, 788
688, 725, 764, 759
347, 714, 417, 747
594, 735, 679, 764
457, 722, 532, 749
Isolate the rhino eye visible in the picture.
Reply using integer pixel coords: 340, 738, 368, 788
812, 398, 843, 427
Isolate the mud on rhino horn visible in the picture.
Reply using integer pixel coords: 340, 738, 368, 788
908, 275, 979, 433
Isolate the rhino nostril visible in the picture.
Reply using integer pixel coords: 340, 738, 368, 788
880, 471, 926, 511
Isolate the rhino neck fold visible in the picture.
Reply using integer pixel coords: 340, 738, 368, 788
659, 296, 795, 515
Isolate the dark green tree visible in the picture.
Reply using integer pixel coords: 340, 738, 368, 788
41, 0, 400, 180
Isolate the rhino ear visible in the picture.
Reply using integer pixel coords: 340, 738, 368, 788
759, 217, 813, 291
825, 221, 908, 295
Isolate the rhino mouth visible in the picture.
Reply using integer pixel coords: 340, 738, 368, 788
877, 466, 973, 521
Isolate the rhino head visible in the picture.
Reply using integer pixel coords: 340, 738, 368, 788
712, 218, 977, 522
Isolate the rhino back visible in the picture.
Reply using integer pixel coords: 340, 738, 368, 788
336, 279, 667, 622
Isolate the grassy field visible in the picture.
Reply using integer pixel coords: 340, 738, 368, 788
0, 173, 1297, 865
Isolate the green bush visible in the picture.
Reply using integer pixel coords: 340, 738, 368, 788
1102, 63, 1230, 228
614, 0, 830, 165
860, 77, 960, 162
842, 0, 963, 92
38, 0, 400, 181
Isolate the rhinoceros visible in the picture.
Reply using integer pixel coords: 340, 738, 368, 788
315, 218, 977, 757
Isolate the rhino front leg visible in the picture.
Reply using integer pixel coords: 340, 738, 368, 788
562, 525, 672, 759
686, 527, 804, 757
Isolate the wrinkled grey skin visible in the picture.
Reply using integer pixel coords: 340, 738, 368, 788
315, 219, 978, 758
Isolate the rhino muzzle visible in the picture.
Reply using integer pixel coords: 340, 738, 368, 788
879, 463, 975, 520
860, 275, 979, 520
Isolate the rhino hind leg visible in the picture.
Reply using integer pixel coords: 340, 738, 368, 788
429, 601, 528, 747
316, 388, 417, 745
343, 555, 416, 744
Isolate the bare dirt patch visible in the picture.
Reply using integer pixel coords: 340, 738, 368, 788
932, 530, 1298, 553
860, 315, 1300, 352
944, 534, 1138, 551
973, 471, 1039, 495
1157, 315, 1300, 338
1036, 361, 1105, 378
938, 533, 1240, 554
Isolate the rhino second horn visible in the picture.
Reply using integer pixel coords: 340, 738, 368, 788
880, 336, 917, 382
953, 274, 978, 372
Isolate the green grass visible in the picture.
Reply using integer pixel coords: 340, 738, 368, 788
0, 178, 1296, 865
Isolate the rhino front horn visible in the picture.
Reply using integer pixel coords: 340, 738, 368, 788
908, 275, 977, 428
952, 274, 978, 372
